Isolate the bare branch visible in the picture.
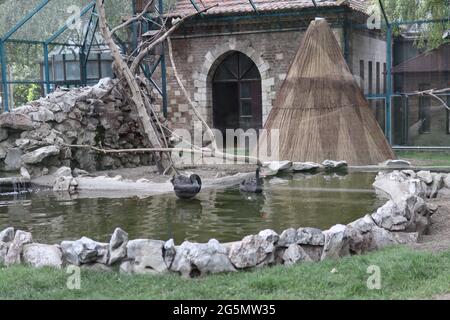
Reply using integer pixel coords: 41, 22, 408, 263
96, 0, 173, 173
404, 87, 450, 111
111, 0, 156, 35
167, 37, 262, 166
130, 4, 217, 74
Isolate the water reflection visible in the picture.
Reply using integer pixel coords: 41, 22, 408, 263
0, 172, 383, 244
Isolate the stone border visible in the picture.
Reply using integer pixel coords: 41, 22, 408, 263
1, 170, 449, 278
193, 37, 275, 125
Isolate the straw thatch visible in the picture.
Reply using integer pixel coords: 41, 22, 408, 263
259, 18, 395, 165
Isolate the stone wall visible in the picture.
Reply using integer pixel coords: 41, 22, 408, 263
0, 78, 154, 176
1, 169, 448, 278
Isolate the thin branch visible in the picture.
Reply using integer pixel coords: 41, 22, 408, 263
130, 4, 217, 74
96, 0, 173, 173
66, 144, 206, 155
166, 36, 218, 152
166, 37, 262, 166
403, 87, 450, 111
66, 144, 257, 164
111, 0, 156, 34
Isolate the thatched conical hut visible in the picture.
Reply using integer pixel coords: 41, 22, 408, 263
259, 18, 395, 165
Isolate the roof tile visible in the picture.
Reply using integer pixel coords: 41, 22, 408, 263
167, 0, 370, 17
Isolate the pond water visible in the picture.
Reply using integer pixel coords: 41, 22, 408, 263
0, 172, 384, 244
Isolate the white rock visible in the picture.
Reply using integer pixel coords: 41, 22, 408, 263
278, 228, 298, 247
73, 168, 89, 177
164, 239, 176, 269
349, 214, 420, 250
372, 200, 409, 231
0, 113, 34, 131
444, 174, 450, 189
61, 237, 109, 266
321, 225, 350, 260
0, 227, 14, 243
20, 167, 31, 180
4, 230, 33, 266
228, 234, 274, 269
430, 173, 444, 198
417, 171, 433, 184
263, 161, 292, 172
282, 244, 312, 265
29, 107, 55, 122
258, 229, 279, 244
0, 242, 9, 265
348, 215, 377, 233
53, 176, 74, 192
297, 228, 325, 246
136, 178, 150, 183
371, 196, 431, 233
0, 128, 8, 142
322, 160, 348, 170
373, 171, 426, 203
171, 239, 236, 278
55, 166, 72, 178
22, 244, 63, 269
292, 162, 322, 172
108, 228, 128, 265
381, 160, 411, 167
21, 145, 60, 164
125, 239, 168, 274
260, 167, 279, 177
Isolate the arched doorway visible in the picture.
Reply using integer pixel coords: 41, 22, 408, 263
212, 51, 262, 133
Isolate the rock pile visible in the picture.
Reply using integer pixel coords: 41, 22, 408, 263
1, 170, 449, 278
0, 78, 154, 176
261, 160, 348, 176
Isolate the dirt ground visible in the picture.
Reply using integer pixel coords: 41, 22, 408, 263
413, 196, 450, 253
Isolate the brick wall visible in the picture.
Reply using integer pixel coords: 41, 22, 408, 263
150, 13, 384, 134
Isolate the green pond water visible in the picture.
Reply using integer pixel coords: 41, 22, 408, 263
0, 172, 384, 244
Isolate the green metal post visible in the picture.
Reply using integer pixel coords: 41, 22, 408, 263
385, 24, 392, 143
189, 0, 201, 12
43, 43, 51, 94
45, 1, 96, 45
159, 0, 168, 117
1, 0, 50, 41
131, 0, 138, 54
248, 0, 258, 12
0, 40, 9, 112
80, 51, 87, 86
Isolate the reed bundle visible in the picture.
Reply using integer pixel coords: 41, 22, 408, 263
259, 18, 395, 165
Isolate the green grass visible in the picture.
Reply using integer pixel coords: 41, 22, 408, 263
1, 247, 450, 300
396, 151, 450, 167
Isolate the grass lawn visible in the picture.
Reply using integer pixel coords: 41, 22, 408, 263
396, 151, 450, 167
1, 246, 450, 300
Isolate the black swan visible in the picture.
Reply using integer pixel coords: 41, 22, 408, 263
171, 174, 202, 199
240, 167, 263, 194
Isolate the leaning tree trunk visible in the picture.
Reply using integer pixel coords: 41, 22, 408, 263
96, 0, 172, 174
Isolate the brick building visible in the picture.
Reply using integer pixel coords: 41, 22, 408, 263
154, 0, 386, 133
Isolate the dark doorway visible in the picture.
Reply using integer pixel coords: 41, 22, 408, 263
212, 52, 262, 134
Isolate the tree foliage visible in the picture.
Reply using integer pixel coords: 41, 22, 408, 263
379, 0, 450, 48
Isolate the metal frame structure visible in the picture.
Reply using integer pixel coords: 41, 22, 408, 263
0, 0, 177, 114
0, 0, 99, 112
373, 0, 450, 148
1, 0, 449, 149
